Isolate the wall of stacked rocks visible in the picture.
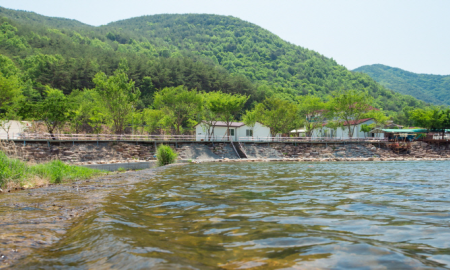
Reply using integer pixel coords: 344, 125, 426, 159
2, 140, 450, 164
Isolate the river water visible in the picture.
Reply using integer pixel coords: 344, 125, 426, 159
16, 161, 450, 269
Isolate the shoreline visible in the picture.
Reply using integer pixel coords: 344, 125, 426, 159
0, 164, 182, 269
75, 156, 450, 166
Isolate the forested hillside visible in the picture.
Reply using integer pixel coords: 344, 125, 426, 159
354, 64, 450, 106
0, 7, 424, 113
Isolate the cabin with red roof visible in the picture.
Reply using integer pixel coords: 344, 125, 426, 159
311, 118, 378, 139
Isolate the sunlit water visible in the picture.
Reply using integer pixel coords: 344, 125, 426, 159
17, 162, 450, 269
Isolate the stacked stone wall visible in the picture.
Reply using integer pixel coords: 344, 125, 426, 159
2, 140, 450, 164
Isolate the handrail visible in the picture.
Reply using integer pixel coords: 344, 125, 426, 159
3, 133, 391, 143
229, 136, 241, 159
238, 141, 248, 158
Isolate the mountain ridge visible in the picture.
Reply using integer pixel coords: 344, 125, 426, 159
0, 6, 425, 116
354, 64, 450, 106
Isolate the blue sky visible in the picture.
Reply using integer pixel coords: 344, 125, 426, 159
1, 0, 449, 75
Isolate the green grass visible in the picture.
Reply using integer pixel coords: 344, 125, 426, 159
0, 151, 106, 188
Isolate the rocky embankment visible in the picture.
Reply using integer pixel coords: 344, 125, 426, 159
241, 141, 450, 161
2, 141, 449, 165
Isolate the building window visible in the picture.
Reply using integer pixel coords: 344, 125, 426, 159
246, 129, 253, 136
230, 129, 235, 136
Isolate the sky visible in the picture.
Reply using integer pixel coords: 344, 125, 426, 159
1, 0, 449, 75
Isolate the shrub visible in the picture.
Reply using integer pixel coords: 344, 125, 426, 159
156, 145, 178, 166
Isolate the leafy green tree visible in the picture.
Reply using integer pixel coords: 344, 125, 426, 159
207, 91, 248, 138
153, 86, 202, 135
410, 107, 446, 131
93, 63, 140, 134
363, 109, 389, 129
297, 95, 329, 137
325, 120, 342, 138
37, 87, 74, 139
200, 92, 221, 140
331, 90, 374, 138
0, 73, 22, 110
255, 97, 301, 137
142, 108, 165, 134
360, 124, 372, 138
242, 109, 257, 137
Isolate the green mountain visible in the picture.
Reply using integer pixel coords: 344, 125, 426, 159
0, 6, 425, 113
354, 64, 450, 106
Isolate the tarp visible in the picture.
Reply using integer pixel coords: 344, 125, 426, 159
382, 129, 428, 133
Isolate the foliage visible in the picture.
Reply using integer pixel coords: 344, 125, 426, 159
153, 86, 202, 134
242, 109, 257, 136
255, 97, 301, 137
297, 95, 329, 137
355, 64, 450, 106
360, 124, 372, 138
0, 8, 426, 121
206, 91, 248, 137
409, 107, 449, 131
156, 144, 178, 166
330, 90, 374, 138
35, 87, 74, 138
142, 108, 164, 134
93, 63, 140, 134
0, 151, 105, 188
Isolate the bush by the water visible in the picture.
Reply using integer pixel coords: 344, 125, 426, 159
0, 151, 105, 188
156, 145, 178, 166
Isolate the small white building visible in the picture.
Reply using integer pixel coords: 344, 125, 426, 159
0, 120, 31, 139
195, 121, 275, 141
311, 118, 377, 139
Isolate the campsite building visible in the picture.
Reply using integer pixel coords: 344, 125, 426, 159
195, 121, 275, 141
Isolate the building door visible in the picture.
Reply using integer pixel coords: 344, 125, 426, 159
230, 129, 235, 140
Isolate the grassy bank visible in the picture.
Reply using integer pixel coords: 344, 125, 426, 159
0, 151, 106, 189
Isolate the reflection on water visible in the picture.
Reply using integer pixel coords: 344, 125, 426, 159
17, 162, 450, 269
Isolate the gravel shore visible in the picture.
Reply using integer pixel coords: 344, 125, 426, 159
0, 164, 182, 269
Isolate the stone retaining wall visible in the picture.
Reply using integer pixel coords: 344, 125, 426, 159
2, 140, 449, 164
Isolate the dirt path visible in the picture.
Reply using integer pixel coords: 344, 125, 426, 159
0, 165, 181, 269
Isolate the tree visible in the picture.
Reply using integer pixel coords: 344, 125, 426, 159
325, 120, 342, 138
37, 87, 74, 139
93, 63, 140, 134
255, 97, 301, 137
363, 109, 389, 129
410, 107, 448, 138
207, 91, 248, 139
153, 86, 202, 135
331, 90, 374, 138
200, 92, 221, 140
360, 124, 372, 138
297, 95, 329, 137
142, 108, 165, 134
0, 73, 22, 110
242, 109, 257, 138
68, 89, 102, 134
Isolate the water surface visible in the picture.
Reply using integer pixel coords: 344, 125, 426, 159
17, 161, 450, 269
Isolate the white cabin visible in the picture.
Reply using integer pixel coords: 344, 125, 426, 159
311, 118, 380, 139
195, 121, 275, 141
0, 121, 31, 139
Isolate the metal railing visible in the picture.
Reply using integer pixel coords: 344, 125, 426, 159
238, 136, 388, 143
1, 133, 388, 143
